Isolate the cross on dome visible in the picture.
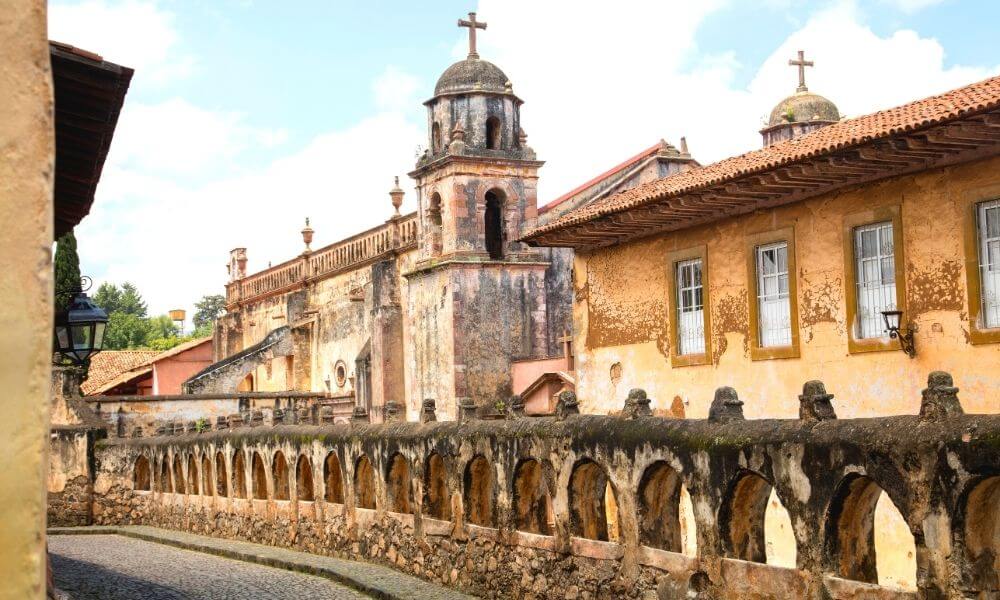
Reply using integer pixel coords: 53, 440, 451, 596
458, 12, 487, 59
789, 50, 814, 93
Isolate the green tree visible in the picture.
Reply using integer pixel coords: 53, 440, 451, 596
53, 232, 81, 312
118, 282, 147, 317
93, 282, 123, 314
193, 294, 226, 329
147, 314, 179, 340
103, 312, 153, 350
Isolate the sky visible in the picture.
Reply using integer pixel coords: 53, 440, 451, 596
49, 0, 1000, 325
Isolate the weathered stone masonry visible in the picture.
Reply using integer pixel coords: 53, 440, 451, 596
90, 375, 999, 599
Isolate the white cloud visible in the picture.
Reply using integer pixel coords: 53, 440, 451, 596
880, 0, 947, 13
373, 66, 422, 113
49, 0, 195, 84
472, 0, 998, 201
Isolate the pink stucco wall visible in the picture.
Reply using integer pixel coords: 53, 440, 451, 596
511, 356, 568, 395
152, 340, 213, 395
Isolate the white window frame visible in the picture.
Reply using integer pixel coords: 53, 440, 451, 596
676, 258, 705, 355
853, 221, 897, 339
977, 199, 1000, 329
755, 241, 792, 347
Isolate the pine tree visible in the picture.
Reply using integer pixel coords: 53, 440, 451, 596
53, 232, 81, 312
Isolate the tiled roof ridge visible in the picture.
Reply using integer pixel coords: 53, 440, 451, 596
525, 73, 1000, 239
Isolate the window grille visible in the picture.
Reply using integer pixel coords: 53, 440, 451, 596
676, 258, 705, 355
755, 242, 791, 347
854, 221, 896, 339
978, 199, 1000, 329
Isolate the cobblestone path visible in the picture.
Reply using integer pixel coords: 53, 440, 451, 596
50, 534, 372, 600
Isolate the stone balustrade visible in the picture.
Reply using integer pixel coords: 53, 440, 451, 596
91, 374, 1000, 599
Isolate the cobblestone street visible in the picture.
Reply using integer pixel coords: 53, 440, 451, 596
50, 534, 372, 600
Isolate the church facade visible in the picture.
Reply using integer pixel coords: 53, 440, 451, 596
192, 17, 695, 421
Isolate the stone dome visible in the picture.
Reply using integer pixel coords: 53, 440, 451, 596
767, 91, 840, 127
434, 58, 510, 96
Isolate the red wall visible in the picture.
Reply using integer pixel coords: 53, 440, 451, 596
152, 340, 213, 395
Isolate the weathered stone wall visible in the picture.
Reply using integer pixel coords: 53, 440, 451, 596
573, 154, 1000, 419
91, 378, 1000, 599
48, 429, 94, 527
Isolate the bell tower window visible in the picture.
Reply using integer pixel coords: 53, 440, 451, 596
432, 121, 442, 154
485, 189, 505, 260
486, 117, 501, 150
427, 192, 443, 255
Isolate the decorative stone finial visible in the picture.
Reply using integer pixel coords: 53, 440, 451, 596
215, 416, 228, 431
300, 217, 314, 253
269, 408, 283, 426
920, 371, 963, 421
680, 136, 690, 156
504, 80, 513, 93
458, 397, 478, 422
297, 407, 312, 425
449, 123, 466, 155
389, 176, 404, 216
420, 398, 437, 423
249, 410, 263, 427
384, 401, 404, 423
319, 406, 335, 425
622, 388, 652, 419
556, 391, 580, 420
228, 413, 244, 429
351, 405, 369, 425
798, 380, 837, 422
507, 394, 526, 419
708, 387, 745, 423
131, 426, 143, 439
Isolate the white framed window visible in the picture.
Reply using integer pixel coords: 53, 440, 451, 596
978, 199, 1000, 329
755, 242, 791, 347
676, 258, 705, 355
854, 221, 896, 339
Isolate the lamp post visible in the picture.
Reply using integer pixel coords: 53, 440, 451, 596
54, 276, 108, 366
881, 309, 916, 358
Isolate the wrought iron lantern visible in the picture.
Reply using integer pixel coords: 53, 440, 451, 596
54, 277, 108, 365
881, 309, 916, 358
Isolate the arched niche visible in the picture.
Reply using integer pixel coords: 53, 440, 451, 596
133, 456, 151, 491
423, 452, 450, 520
719, 470, 796, 567
215, 452, 226, 496
200, 454, 212, 496
296, 455, 314, 502
172, 455, 186, 495
324, 452, 344, 504
959, 475, 1000, 594
513, 458, 553, 535
158, 459, 169, 493
825, 474, 916, 590
387, 453, 413, 514
272, 451, 289, 501
637, 461, 684, 552
568, 458, 620, 542
485, 116, 501, 150
251, 452, 267, 500
232, 451, 247, 499
484, 189, 505, 260
187, 455, 198, 495
464, 455, 496, 527
355, 455, 377, 510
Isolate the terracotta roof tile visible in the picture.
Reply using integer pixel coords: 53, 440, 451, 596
525, 74, 1000, 242
82, 350, 158, 395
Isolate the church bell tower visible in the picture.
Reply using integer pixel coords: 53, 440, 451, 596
405, 13, 550, 419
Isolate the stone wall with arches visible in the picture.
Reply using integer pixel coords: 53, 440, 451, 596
91, 374, 998, 599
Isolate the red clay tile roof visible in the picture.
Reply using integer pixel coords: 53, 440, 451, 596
524, 74, 1000, 243
81, 350, 157, 395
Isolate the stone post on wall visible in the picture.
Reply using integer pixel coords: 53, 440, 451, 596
368, 259, 405, 422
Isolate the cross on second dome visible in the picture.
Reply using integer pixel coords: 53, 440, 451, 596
789, 50, 814, 92
458, 12, 487, 59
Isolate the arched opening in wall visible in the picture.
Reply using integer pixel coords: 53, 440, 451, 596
423, 452, 450, 520
296, 455, 314, 502
825, 474, 916, 590
960, 475, 1000, 594
201, 455, 212, 496
324, 452, 344, 504
464, 455, 495, 527
432, 121, 442, 154
355, 455, 377, 509
133, 456, 151, 491
719, 471, 796, 567
272, 451, 289, 501
187, 455, 198, 495
232, 451, 247, 499
638, 461, 683, 552
159, 459, 169, 493
215, 452, 226, 496
484, 189, 505, 260
513, 459, 553, 535
251, 452, 267, 500
568, 459, 620, 542
387, 453, 413, 514
172, 455, 186, 494
485, 116, 501, 150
